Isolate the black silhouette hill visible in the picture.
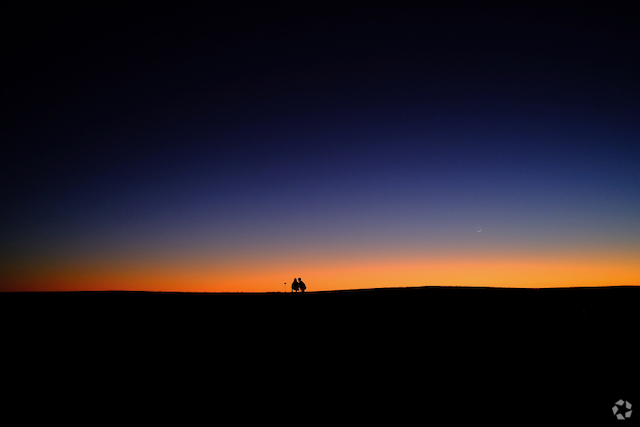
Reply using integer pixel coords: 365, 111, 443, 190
2, 285, 637, 423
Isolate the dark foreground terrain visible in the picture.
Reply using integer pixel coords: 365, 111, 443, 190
3, 286, 638, 423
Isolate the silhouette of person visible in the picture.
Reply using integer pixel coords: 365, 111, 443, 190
298, 278, 306, 293
292, 278, 299, 293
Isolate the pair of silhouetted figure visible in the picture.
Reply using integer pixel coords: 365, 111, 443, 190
291, 278, 306, 293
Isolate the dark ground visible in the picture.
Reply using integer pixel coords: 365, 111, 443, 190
2, 286, 638, 423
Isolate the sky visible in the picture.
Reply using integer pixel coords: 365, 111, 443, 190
1, 2, 639, 292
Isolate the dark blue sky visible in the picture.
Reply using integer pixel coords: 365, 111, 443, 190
2, 2, 639, 291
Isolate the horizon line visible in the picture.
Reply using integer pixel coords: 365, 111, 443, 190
2, 284, 639, 295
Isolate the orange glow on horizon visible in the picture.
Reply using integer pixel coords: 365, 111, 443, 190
2, 250, 639, 292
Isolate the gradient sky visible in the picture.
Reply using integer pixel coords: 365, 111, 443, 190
2, 3, 639, 292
